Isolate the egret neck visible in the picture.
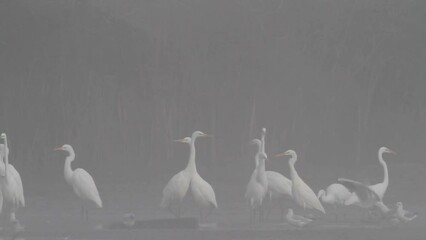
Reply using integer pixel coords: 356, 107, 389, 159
288, 153, 300, 180
64, 148, 75, 185
378, 148, 389, 194
3, 135, 8, 184
186, 137, 197, 175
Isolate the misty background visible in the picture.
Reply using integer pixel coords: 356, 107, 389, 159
0, 0, 425, 201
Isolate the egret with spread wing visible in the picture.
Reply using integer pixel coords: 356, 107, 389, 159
345, 147, 395, 206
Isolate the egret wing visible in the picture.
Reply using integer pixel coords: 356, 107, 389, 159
338, 178, 380, 203
8, 164, 25, 207
161, 171, 190, 208
72, 168, 102, 208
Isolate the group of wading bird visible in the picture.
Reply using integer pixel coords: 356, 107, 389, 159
160, 129, 417, 227
0, 129, 417, 231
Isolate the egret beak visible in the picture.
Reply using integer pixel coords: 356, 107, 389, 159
53, 147, 62, 151
388, 149, 396, 154
173, 138, 185, 143
202, 134, 212, 138
274, 152, 287, 157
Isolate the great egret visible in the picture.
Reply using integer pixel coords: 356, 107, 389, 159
286, 208, 311, 228
187, 131, 217, 220
160, 137, 192, 217
54, 144, 102, 221
317, 183, 352, 220
261, 128, 292, 220
275, 150, 325, 214
245, 139, 268, 224
0, 133, 25, 227
345, 147, 395, 206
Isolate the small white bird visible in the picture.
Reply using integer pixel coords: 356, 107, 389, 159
275, 150, 325, 214
0, 133, 25, 226
54, 144, 102, 221
245, 139, 268, 224
374, 201, 417, 225
286, 208, 311, 228
394, 202, 417, 223
345, 147, 395, 206
317, 183, 352, 220
122, 213, 136, 228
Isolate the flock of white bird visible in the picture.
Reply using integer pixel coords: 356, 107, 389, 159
0, 128, 418, 231
159, 128, 417, 228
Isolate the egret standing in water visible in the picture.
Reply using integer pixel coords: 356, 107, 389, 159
0, 133, 25, 228
54, 144, 102, 221
187, 131, 217, 220
261, 128, 292, 220
345, 147, 395, 206
245, 139, 268, 224
275, 150, 325, 214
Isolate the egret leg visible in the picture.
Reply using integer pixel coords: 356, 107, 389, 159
85, 208, 89, 222
205, 205, 214, 219
264, 193, 272, 221
81, 206, 85, 221
177, 204, 181, 218
167, 204, 178, 218
280, 202, 284, 221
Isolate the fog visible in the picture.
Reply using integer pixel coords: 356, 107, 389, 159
0, 1, 425, 238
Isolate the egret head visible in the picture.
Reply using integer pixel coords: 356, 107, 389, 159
258, 152, 268, 162
317, 189, 325, 199
262, 128, 266, 134
0, 133, 6, 140
380, 147, 396, 155
250, 138, 261, 146
173, 137, 192, 144
53, 144, 74, 155
395, 202, 403, 208
192, 131, 211, 139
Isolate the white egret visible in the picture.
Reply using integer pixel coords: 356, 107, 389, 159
245, 139, 268, 224
345, 147, 395, 206
0, 133, 25, 227
317, 183, 352, 220
160, 137, 192, 218
187, 131, 217, 220
286, 208, 311, 228
54, 144, 102, 221
261, 128, 292, 221
275, 150, 325, 214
